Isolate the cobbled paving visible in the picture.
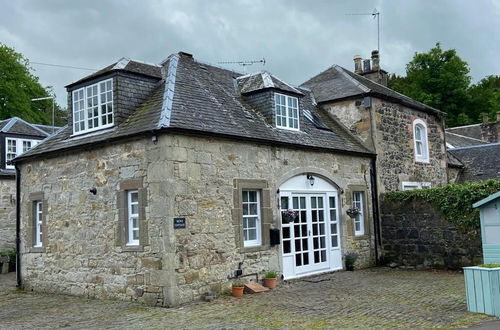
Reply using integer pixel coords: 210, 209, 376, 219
0, 268, 495, 329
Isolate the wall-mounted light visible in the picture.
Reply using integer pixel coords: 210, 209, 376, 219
307, 174, 315, 186
89, 187, 97, 195
152, 135, 158, 145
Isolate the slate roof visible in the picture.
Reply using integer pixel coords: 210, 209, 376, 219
446, 124, 483, 140
301, 65, 444, 116
237, 71, 304, 95
14, 53, 373, 163
448, 143, 500, 182
445, 131, 487, 148
66, 58, 162, 88
0, 117, 59, 137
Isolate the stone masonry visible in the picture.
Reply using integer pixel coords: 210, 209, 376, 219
19, 133, 375, 306
323, 97, 448, 192
380, 198, 482, 268
0, 178, 16, 250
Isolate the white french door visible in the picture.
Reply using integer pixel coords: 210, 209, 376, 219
280, 191, 342, 279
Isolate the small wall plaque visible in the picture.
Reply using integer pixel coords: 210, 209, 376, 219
173, 217, 186, 229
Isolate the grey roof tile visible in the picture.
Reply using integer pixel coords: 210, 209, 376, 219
446, 131, 487, 148
15, 54, 374, 162
301, 65, 444, 116
449, 143, 500, 182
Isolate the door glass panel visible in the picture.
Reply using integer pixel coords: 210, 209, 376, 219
311, 196, 327, 265
283, 227, 290, 239
284, 241, 291, 253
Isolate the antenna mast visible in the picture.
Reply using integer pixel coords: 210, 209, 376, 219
346, 8, 380, 52
218, 58, 266, 73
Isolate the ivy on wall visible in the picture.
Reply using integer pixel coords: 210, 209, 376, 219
384, 180, 500, 234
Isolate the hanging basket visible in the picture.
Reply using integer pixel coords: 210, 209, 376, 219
281, 210, 298, 224
346, 208, 360, 218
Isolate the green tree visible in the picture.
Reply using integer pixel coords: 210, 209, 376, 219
389, 43, 471, 126
0, 43, 66, 126
467, 75, 500, 123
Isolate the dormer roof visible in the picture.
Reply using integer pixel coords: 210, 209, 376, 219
237, 71, 304, 96
65, 57, 162, 88
0, 117, 60, 137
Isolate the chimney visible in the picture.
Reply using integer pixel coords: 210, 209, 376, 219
496, 111, 500, 123
353, 55, 362, 74
371, 50, 380, 71
482, 113, 489, 124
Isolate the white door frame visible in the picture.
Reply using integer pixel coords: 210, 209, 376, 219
279, 174, 342, 280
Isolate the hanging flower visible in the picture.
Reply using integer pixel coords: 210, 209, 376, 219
281, 209, 299, 223
346, 207, 360, 218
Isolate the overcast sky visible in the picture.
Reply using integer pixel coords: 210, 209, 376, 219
1, 0, 499, 107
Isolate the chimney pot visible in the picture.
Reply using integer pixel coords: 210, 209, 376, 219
371, 50, 380, 71
482, 112, 489, 124
353, 55, 362, 74
363, 59, 371, 73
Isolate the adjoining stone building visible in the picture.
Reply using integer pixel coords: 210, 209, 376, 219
301, 50, 451, 193
0, 117, 59, 251
14, 53, 379, 306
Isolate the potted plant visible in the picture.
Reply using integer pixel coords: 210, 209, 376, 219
345, 252, 358, 271
263, 271, 278, 289
463, 263, 500, 317
346, 207, 360, 218
281, 210, 298, 224
231, 280, 246, 297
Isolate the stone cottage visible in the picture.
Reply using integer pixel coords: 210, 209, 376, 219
13, 52, 379, 306
0, 117, 58, 251
301, 50, 450, 192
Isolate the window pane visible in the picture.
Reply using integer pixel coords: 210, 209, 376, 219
248, 191, 256, 202
248, 228, 256, 240
247, 217, 256, 229
130, 192, 138, 203
281, 197, 289, 210
249, 203, 257, 215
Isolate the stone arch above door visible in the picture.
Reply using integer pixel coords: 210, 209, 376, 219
277, 167, 343, 191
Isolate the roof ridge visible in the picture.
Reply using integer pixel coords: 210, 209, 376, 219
446, 123, 483, 130
158, 54, 180, 128
0, 117, 17, 132
343, 66, 444, 114
13, 117, 51, 136
445, 131, 486, 143
334, 66, 370, 93
449, 142, 500, 151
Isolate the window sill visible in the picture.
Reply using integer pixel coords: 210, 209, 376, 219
242, 244, 269, 253
353, 234, 369, 240
122, 245, 144, 252
415, 159, 430, 164
28, 246, 45, 253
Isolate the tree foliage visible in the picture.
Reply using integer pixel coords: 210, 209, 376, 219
389, 43, 471, 126
0, 44, 66, 126
468, 75, 500, 123
384, 179, 500, 235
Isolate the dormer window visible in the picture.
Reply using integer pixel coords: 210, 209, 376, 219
275, 93, 299, 130
72, 79, 113, 135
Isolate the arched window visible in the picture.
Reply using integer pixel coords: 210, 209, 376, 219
413, 119, 429, 163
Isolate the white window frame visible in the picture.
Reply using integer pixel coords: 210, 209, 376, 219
72, 78, 114, 136
353, 192, 365, 236
328, 194, 340, 249
401, 181, 432, 191
34, 201, 43, 247
127, 190, 140, 246
242, 190, 262, 247
413, 119, 429, 163
5, 138, 40, 169
275, 92, 300, 131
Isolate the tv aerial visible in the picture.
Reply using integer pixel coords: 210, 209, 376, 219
346, 8, 380, 52
218, 58, 266, 73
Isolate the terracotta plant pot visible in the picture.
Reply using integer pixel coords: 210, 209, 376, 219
232, 286, 244, 297
263, 277, 277, 289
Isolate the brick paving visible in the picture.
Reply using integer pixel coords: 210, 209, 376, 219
0, 268, 495, 329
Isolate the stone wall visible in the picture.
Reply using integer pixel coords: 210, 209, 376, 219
323, 97, 448, 193
19, 133, 376, 306
380, 198, 482, 268
0, 178, 16, 251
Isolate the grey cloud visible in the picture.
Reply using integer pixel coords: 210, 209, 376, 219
0, 0, 498, 107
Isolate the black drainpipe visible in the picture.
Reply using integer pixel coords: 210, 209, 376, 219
15, 164, 21, 287
370, 157, 381, 263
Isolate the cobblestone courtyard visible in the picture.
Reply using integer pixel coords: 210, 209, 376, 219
0, 268, 495, 329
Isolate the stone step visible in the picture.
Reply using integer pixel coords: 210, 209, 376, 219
244, 282, 270, 294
